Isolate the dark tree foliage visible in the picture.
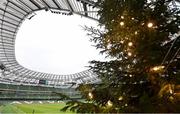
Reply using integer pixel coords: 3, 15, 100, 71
62, 0, 180, 113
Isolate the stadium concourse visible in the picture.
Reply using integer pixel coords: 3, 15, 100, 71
0, 0, 100, 100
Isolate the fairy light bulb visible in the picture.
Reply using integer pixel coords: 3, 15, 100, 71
153, 67, 158, 71
118, 96, 123, 101
88, 92, 93, 99
120, 21, 124, 26
120, 40, 124, 44
135, 31, 138, 35
107, 100, 113, 107
169, 88, 173, 94
151, 65, 165, 72
169, 85, 173, 94
147, 22, 153, 28
128, 42, 133, 47
128, 52, 132, 57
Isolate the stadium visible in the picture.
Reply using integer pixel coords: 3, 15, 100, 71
0, 0, 180, 113
0, 0, 99, 113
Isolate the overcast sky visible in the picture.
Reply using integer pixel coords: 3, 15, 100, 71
15, 10, 105, 75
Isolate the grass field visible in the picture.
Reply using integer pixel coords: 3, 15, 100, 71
0, 102, 75, 114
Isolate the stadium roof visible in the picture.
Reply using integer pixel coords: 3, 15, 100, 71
0, 0, 100, 87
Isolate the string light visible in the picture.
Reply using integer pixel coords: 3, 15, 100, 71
129, 74, 132, 77
88, 92, 93, 99
107, 100, 113, 107
147, 22, 153, 28
118, 96, 123, 101
128, 52, 132, 57
169, 88, 173, 94
169, 85, 173, 94
120, 21, 125, 26
151, 65, 165, 72
135, 31, 138, 35
168, 84, 174, 101
121, 16, 124, 19
120, 41, 124, 44
128, 42, 133, 47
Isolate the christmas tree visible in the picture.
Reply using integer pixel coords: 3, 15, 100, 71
62, 0, 180, 113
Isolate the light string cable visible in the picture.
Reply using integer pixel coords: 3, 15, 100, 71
161, 0, 180, 65
161, 32, 180, 65
164, 37, 180, 72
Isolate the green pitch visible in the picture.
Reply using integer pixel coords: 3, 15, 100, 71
0, 102, 75, 114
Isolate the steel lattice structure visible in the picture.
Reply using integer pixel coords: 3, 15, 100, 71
0, 0, 100, 88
